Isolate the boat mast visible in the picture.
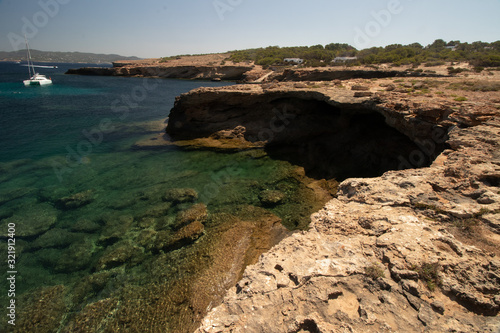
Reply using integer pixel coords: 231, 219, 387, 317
24, 35, 34, 78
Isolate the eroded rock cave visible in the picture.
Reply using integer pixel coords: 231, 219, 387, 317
167, 89, 449, 181
259, 98, 447, 180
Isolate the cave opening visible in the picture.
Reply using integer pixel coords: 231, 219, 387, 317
259, 98, 447, 181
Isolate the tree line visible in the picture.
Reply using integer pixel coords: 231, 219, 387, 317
227, 40, 500, 68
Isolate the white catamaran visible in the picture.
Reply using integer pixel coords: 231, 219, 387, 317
23, 36, 52, 86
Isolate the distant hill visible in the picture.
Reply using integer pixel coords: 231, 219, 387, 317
0, 49, 141, 63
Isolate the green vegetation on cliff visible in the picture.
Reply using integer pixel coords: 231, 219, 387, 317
229, 43, 356, 67
227, 39, 500, 68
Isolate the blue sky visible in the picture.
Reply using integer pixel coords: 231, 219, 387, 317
0, 0, 499, 58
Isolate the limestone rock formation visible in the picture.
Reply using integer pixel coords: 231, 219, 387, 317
174, 80, 500, 332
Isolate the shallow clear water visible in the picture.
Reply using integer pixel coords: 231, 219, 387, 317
0, 62, 325, 331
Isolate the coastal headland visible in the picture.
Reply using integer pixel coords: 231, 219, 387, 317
65, 52, 450, 83
63, 54, 500, 332
179, 79, 500, 332
161, 59, 500, 332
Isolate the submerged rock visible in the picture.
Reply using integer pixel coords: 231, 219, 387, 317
137, 202, 172, 219
98, 215, 134, 246
95, 241, 144, 272
1, 203, 58, 238
173, 203, 208, 230
154, 220, 205, 252
38, 238, 95, 273
136, 229, 158, 251
0, 187, 35, 206
163, 188, 198, 204
259, 190, 286, 206
56, 190, 94, 210
70, 271, 115, 305
14, 285, 68, 333
71, 218, 101, 233
31, 228, 81, 249
37, 186, 71, 203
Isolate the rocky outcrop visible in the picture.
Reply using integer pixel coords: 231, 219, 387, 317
166, 80, 500, 332
65, 67, 116, 76
66, 65, 254, 81
66, 60, 447, 83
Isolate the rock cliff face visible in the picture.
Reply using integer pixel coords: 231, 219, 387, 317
165, 79, 500, 332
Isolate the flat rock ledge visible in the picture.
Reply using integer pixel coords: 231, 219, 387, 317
194, 84, 500, 332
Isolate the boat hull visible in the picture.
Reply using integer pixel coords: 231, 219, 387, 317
23, 79, 52, 86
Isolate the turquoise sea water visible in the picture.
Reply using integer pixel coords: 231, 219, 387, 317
0, 62, 325, 331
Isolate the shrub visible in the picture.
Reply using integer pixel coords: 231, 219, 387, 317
365, 262, 385, 279
454, 96, 468, 102
417, 262, 442, 291
425, 61, 445, 67
452, 217, 479, 234
256, 57, 281, 67
448, 66, 465, 75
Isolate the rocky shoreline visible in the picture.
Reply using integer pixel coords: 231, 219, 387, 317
65, 55, 449, 83
65, 65, 255, 81
65, 65, 446, 83
161, 76, 500, 332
